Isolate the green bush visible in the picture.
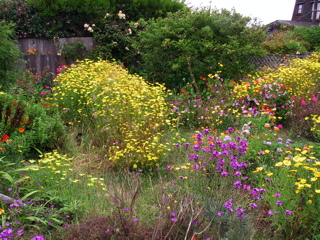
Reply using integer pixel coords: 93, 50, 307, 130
0, 21, 22, 90
135, 8, 266, 89
261, 30, 309, 54
0, 92, 66, 160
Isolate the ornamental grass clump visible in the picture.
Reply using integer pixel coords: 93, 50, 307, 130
50, 59, 171, 170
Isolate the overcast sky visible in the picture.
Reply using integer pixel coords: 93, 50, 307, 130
185, 0, 296, 25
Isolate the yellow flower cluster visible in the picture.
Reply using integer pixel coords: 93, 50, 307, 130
233, 53, 320, 100
274, 146, 320, 195
37, 150, 73, 182
50, 59, 172, 170
260, 53, 320, 99
311, 115, 320, 135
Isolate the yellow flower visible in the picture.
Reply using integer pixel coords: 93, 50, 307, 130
315, 189, 320, 193
283, 159, 291, 166
275, 162, 283, 167
0, 208, 4, 215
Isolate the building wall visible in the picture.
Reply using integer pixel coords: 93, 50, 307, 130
292, 0, 320, 25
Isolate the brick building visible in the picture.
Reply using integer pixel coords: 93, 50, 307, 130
292, 0, 320, 26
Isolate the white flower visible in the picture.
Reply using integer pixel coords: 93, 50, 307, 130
125, 47, 129, 50
84, 23, 89, 28
92, 24, 95, 27
117, 10, 125, 19
87, 27, 94, 32
128, 28, 132, 34
134, 22, 139, 27
104, 13, 110, 18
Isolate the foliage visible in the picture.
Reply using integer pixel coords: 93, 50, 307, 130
0, 0, 184, 40
57, 40, 87, 65
135, 7, 266, 89
0, 21, 23, 90
0, 91, 66, 160
261, 30, 309, 54
293, 26, 320, 52
49, 59, 172, 170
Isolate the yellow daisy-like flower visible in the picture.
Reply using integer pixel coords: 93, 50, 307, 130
0, 208, 4, 215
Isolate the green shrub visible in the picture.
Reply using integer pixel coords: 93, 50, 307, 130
0, 21, 22, 90
135, 8, 266, 89
261, 30, 309, 54
0, 92, 66, 160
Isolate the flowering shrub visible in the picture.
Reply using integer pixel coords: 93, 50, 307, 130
50, 59, 172, 170
0, 92, 65, 159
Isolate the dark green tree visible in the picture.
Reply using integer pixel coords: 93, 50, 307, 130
135, 8, 266, 89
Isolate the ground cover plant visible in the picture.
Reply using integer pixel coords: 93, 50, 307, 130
1, 8, 320, 238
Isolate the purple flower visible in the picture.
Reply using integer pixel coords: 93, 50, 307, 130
9, 203, 19, 207
249, 203, 257, 208
236, 207, 245, 216
171, 218, 177, 222
203, 129, 210, 135
276, 201, 283, 206
133, 218, 139, 222
193, 144, 200, 151
217, 211, 222, 216
221, 171, 229, 176
234, 171, 242, 177
274, 193, 281, 197
268, 210, 273, 215
184, 142, 190, 150
31, 236, 45, 240
8, 188, 12, 191
284, 210, 292, 215
171, 212, 176, 216
233, 181, 242, 189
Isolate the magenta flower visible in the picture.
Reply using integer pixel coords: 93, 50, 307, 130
284, 210, 292, 215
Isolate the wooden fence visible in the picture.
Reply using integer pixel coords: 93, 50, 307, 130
17, 37, 96, 81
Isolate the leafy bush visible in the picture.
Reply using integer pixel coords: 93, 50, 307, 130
0, 92, 66, 160
0, 21, 22, 90
261, 30, 309, 54
135, 8, 266, 89
50, 59, 172, 170
293, 26, 320, 52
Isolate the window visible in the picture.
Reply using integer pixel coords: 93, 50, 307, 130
317, 3, 320, 19
298, 4, 303, 14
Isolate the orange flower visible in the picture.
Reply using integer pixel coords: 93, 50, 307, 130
12, 101, 17, 105
190, 136, 197, 139
18, 128, 25, 133
273, 127, 280, 131
194, 141, 199, 144
181, 89, 186, 93
0, 147, 3, 151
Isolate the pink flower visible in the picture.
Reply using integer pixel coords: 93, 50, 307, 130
301, 100, 306, 105
40, 92, 46, 96
312, 96, 317, 101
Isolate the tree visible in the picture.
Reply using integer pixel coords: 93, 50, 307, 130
135, 8, 266, 89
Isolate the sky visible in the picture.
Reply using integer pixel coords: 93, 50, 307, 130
185, 0, 296, 25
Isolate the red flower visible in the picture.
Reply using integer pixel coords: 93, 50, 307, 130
0, 135, 10, 142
